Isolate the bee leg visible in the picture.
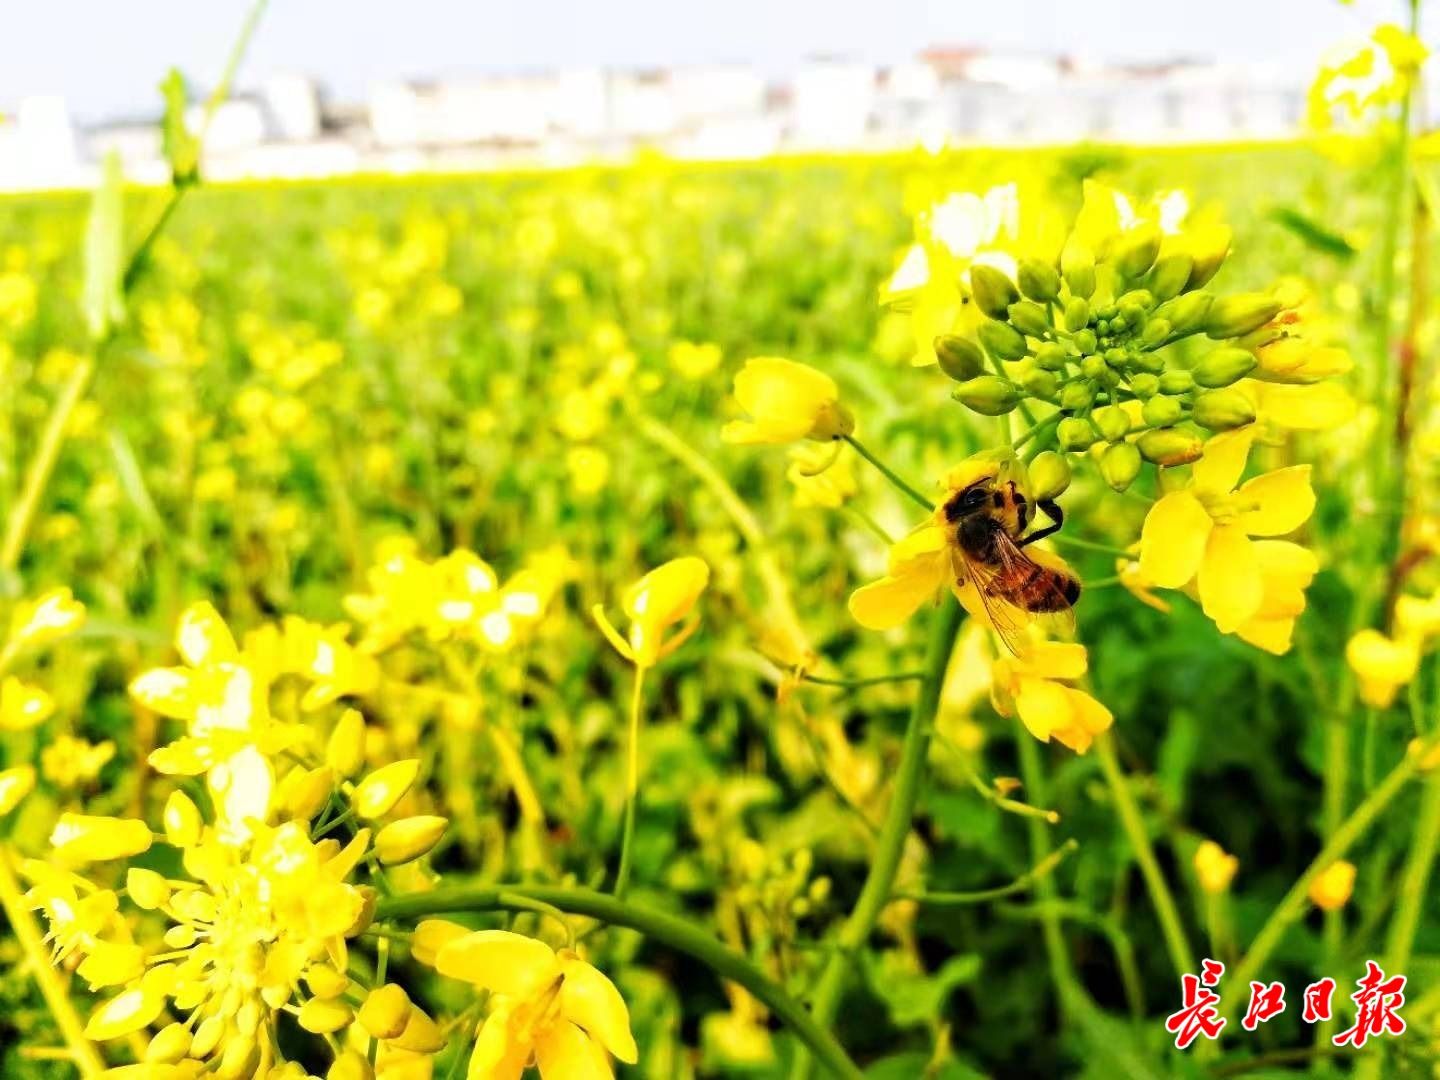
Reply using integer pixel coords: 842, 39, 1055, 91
1018, 499, 1065, 547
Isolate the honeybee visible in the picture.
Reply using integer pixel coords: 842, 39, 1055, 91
942, 466, 1081, 655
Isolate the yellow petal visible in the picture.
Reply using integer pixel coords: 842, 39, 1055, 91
1050, 687, 1113, 754
84, 988, 166, 1041
175, 602, 238, 667
1251, 381, 1357, 430
50, 814, 153, 863
1013, 642, 1087, 682
435, 930, 561, 996
0, 765, 36, 814
560, 956, 638, 1064
1013, 677, 1071, 744
1139, 491, 1212, 589
849, 572, 939, 630
411, 919, 471, 968
1238, 466, 1315, 536
78, 941, 147, 989
129, 668, 202, 722
1233, 615, 1298, 655
535, 1021, 613, 1080
1193, 428, 1254, 494
467, 1006, 529, 1080
1198, 526, 1263, 633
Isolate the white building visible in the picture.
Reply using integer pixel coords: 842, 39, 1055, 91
0, 96, 80, 191
790, 59, 877, 149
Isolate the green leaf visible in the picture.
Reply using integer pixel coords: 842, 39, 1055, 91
866, 951, 982, 1028
82, 151, 125, 340
160, 68, 200, 186
1268, 207, 1356, 260
1156, 709, 1200, 815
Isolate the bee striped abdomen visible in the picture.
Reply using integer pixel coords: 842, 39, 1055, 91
998, 561, 1081, 613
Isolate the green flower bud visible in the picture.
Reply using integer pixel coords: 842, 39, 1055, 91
934, 334, 986, 382
1018, 258, 1061, 303
1063, 296, 1091, 332
1193, 346, 1257, 388
1057, 417, 1098, 451
1096, 318, 1111, 336
1117, 221, 1162, 278
1205, 293, 1282, 339
1072, 328, 1098, 354
1118, 289, 1155, 312
1021, 368, 1059, 400
1008, 300, 1051, 337
1186, 225, 1232, 289
1158, 369, 1195, 395
1061, 241, 1096, 299
1140, 318, 1172, 348
1035, 342, 1069, 371
1129, 373, 1161, 399
1149, 253, 1194, 301
1100, 441, 1143, 492
1028, 451, 1072, 500
952, 375, 1020, 416
1156, 291, 1214, 335
970, 264, 1020, 320
1132, 349, 1165, 374
1097, 304, 1118, 320
1059, 380, 1096, 411
1141, 395, 1186, 428
979, 319, 1029, 361
1137, 428, 1203, 466
1118, 302, 1147, 330
1080, 355, 1108, 381
1110, 313, 1129, 332
1093, 404, 1131, 442
1104, 347, 1129, 369
1191, 388, 1257, 430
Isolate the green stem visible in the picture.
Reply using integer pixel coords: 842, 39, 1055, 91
613, 666, 646, 899
1222, 738, 1434, 1024
1095, 732, 1196, 977
897, 838, 1078, 905
375, 885, 863, 1080
1354, 768, 1440, 1080
789, 596, 963, 1080
1017, 732, 1084, 1012
803, 671, 925, 690
1049, 535, 1132, 559
841, 435, 932, 511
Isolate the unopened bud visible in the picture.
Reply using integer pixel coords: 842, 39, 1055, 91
1100, 442, 1143, 492
1149, 253, 1194, 301
1034, 342, 1069, 371
358, 983, 412, 1040
978, 320, 1028, 361
353, 759, 420, 819
1063, 296, 1091, 332
1185, 224, 1232, 289
1157, 291, 1213, 335
327, 709, 367, 779
1116, 222, 1162, 278
1007, 300, 1051, 337
1138, 428, 1203, 466
1141, 395, 1186, 428
126, 868, 171, 911
934, 335, 985, 382
1061, 242, 1096, 299
1059, 381, 1096, 411
1079, 355, 1108, 382
375, 815, 448, 865
1072, 328, 1098, 354
1191, 388, 1257, 430
952, 375, 1020, 416
390, 1006, 446, 1054
1093, 405, 1131, 442
970, 264, 1019, 320
281, 766, 334, 822
1018, 258, 1061, 303
1130, 373, 1160, 399
1205, 293, 1282, 339
347, 885, 378, 937
1103, 347, 1129, 369
1140, 319, 1172, 348
163, 791, 202, 848
146, 1022, 192, 1063
1158, 370, 1195, 395
306, 963, 350, 999
1057, 417, 1098, 451
299, 996, 353, 1035
1020, 368, 1058, 401
1028, 451, 1071, 500
1193, 346, 1257, 388
327, 1051, 375, 1080
1131, 350, 1165, 374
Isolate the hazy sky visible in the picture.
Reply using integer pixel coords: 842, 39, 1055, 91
1, 0, 1419, 122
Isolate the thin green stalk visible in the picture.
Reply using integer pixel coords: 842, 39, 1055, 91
1222, 739, 1434, 1024
1095, 732, 1196, 978
1017, 732, 1084, 1012
803, 671, 925, 690
0, 357, 95, 571
789, 597, 963, 1080
613, 666, 646, 899
1318, 708, 1350, 1049
0, 846, 105, 1076
841, 435, 932, 511
1354, 768, 1440, 1080
375, 885, 863, 1080
897, 838, 1078, 905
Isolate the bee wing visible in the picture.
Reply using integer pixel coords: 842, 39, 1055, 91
949, 545, 1035, 657
989, 531, 1079, 639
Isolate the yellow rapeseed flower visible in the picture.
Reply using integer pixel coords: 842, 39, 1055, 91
1309, 860, 1356, 912
1193, 840, 1239, 894
9, 586, 86, 649
989, 642, 1112, 754
720, 358, 853, 445
1346, 629, 1421, 708
1139, 429, 1315, 635
592, 556, 709, 669
436, 930, 638, 1078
